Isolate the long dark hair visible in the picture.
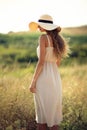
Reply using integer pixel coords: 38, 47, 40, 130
46, 27, 69, 59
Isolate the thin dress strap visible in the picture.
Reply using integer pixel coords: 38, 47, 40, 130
46, 35, 50, 47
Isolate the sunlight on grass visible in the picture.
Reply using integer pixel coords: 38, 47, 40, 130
0, 64, 87, 130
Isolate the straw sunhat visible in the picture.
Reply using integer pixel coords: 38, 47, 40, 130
29, 14, 59, 31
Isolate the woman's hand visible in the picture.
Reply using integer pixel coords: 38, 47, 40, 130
29, 81, 36, 93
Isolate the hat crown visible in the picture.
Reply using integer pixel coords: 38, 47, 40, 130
39, 14, 53, 22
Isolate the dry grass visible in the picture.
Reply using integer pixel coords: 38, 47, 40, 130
0, 64, 87, 129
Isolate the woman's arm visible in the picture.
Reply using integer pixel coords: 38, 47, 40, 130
56, 58, 61, 67
29, 35, 46, 93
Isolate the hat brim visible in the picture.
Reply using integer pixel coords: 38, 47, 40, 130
29, 22, 58, 31
29, 22, 38, 31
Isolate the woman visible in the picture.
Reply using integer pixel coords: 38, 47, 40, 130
29, 14, 69, 130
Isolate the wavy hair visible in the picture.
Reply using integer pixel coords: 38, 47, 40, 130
46, 27, 69, 59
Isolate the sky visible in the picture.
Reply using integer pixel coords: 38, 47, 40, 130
0, 0, 87, 33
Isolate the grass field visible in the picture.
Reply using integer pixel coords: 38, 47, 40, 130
0, 26, 87, 130
0, 64, 87, 130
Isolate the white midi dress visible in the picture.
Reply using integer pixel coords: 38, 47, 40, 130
34, 35, 63, 127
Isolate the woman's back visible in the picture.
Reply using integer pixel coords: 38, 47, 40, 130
37, 35, 58, 62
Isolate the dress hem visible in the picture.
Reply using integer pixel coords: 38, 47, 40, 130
35, 119, 63, 127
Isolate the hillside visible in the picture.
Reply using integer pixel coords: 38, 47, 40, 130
6, 25, 87, 35
4, 25, 87, 36
61, 25, 87, 35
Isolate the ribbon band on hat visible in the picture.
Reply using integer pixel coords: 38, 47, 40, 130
38, 19, 53, 24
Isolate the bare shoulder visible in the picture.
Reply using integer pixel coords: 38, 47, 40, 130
39, 34, 47, 46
